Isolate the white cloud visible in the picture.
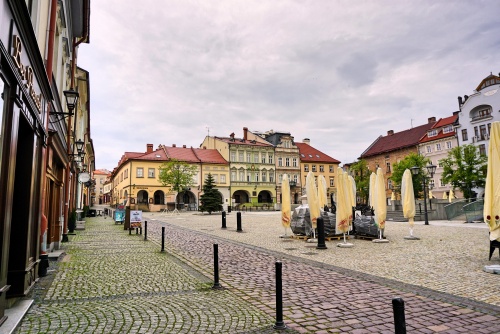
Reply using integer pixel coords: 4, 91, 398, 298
78, 0, 500, 170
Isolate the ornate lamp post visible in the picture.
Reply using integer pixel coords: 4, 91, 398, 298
411, 164, 436, 225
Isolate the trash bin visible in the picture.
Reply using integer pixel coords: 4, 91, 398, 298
87, 209, 96, 217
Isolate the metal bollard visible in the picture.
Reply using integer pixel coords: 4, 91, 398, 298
228, 206, 231, 213
222, 211, 227, 229
316, 217, 327, 249
136, 227, 139, 235
161, 226, 165, 252
212, 244, 222, 289
236, 212, 242, 232
392, 297, 406, 334
144, 221, 147, 240
129, 228, 132, 235
273, 261, 286, 330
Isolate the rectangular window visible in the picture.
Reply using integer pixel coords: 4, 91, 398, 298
262, 171, 267, 182
440, 179, 445, 187
125, 169, 128, 179
148, 168, 155, 178
261, 155, 266, 163
221, 175, 226, 184
462, 129, 468, 141
426, 146, 432, 153
319, 165, 324, 172
442, 126, 453, 134
269, 173, 274, 183
231, 171, 236, 181
312, 165, 317, 172
230, 151, 236, 161
254, 153, 259, 163
255, 172, 259, 182
292, 158, 297, 167
213, 174, 218, 183
329, 165, 334, 172
480, 125, 487, 140
239, 152, 244, 162
386, 162, 391, 173
137, 168, 144, 177
436, 143, 442, 151
247, 153, 251, 162
285, 158, 290, 167
247, 174, 251, 182
239, 170, 245, 181
268, 154, 273, 164
428, 129, 438, 137
330, 177, 334, 187
293, 174, 298, 183
429, 179, 435, 188
278, 157, 283, 167
278, 174, 283, 182
479, 144, 486, 156
304, 165, 309, 172
446, 141, 452, 149
474, 126, 479, 138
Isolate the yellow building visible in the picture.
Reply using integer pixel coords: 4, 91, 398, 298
296, 139, 341, 207
111, 144, 228, 211
201, 127, 276, 209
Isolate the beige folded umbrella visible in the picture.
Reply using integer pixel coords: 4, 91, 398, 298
335, 168, 352, 245
281, 174, 291, 237
442, 192, 448, 200
369, 172, 376, 208
449, 189, 455, 203
401, 169, 417, 238
484, 121, 500, 241
318, 175, 328, 210
391, 191, 396, 201
306, 171, 320, 233
429, 190, 434, 199
373, 168, 387, 239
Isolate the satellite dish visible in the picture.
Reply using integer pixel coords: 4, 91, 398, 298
78, 172, 90, 183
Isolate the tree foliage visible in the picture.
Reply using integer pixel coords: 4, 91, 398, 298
349, 159, 370, 204
158, 159, 197, 203
199, 173, 222, 214
440, 144, 487, 199
390, 152, 431, 199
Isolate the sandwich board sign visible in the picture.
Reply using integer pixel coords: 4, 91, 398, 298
130, 210, 142, 228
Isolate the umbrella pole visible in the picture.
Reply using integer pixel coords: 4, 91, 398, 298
409, 227, 413, 237
343, 233, 346, 244
284, 227, 287, 237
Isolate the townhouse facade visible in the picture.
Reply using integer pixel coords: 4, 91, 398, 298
359, 117, 437, 201
201, 128, 276, 208
111, 144, 229, 212
418, 114, 461, 199
93, 169, 111, 204
296, 139, 341, 206
0, 0, 92, 324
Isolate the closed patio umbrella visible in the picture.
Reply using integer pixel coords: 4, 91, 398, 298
484, 122, 500, 242
373, 167, 388, 242
336, 168, 353, 246
318, 175, 328, 210
449, 189, 455, 203
281, 174, 291, 238
306, 171, 320, 238
442, 192, 448, 200
369, 172, 376, 208
401, 169, 418, 240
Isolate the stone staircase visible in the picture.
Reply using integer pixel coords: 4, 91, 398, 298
386, 210, 408, 222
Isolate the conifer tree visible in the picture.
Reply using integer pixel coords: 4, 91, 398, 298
199, 173, 222, 214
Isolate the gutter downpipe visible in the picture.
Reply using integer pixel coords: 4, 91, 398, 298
38, 0, 58, 276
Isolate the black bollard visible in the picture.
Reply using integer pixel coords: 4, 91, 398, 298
136, 227, 139, 234
212, 244, 222, 289
316, 217, 327, 249
273, 261, 286, 330
236, 212, 242, 232
222, 211, 227, 229
129, 228, 132, 235
144, 221, 147, 240
228, 205, 231, 213
392, 297, 406, 334
161, 226, 165, 252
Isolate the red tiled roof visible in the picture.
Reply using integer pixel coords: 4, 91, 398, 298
215, 136, 273, 147
295, 142, 341, 163
192, 148, 227, 164
164, 147, 199, 163
360, 121, 436, 158
93, 169, 110, 175
420, 115, 458, 144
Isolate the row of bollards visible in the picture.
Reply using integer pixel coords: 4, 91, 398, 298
221, 211, 243, 232
128, 219, 406, 332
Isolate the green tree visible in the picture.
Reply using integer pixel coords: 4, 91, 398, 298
440, 144, 487, 199
199, 173, 222, 214
349, 159, 370, 204
390, 152, 431, 199
158, 159, 197, 206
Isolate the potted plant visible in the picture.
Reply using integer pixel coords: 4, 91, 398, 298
68, 209, 77, 233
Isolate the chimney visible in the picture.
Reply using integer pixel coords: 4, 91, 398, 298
243, 127, 248, 141
453, 111, 459, 116
147, 144, 153, 153
387, 130, 394, 136
230, 132, 235, 139
172, 144, 176, 147
458, 96, 463, 107
428, 117, 436, 123
183, 145, 186, 148
303, 138, 310, 145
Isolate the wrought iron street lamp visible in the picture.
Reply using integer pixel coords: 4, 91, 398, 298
411, 164, 436, 225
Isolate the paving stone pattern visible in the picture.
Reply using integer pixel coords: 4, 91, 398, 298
15, 219, 280, 334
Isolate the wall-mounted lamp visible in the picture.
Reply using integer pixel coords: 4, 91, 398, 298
52, 88, 80, 118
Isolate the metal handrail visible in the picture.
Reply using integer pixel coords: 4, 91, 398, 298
444, 199, 468, 220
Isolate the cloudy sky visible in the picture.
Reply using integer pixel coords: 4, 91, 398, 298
78, 0, 500, 171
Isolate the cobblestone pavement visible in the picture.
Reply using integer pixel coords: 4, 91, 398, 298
141, 210, 500, 333
16, 210, 500, 333
15, 218, 286, 334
